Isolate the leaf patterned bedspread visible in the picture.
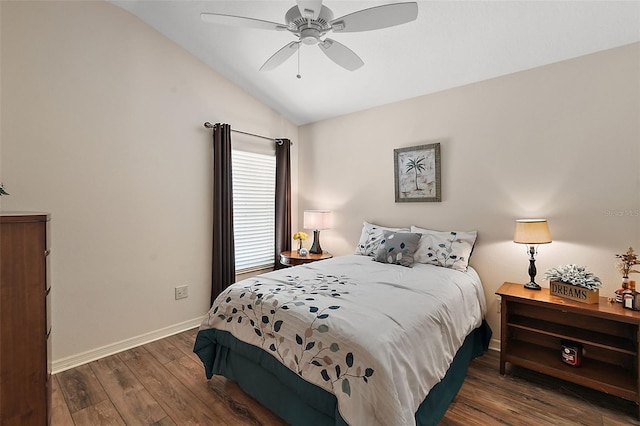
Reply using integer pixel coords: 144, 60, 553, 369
199, 254, 487, 426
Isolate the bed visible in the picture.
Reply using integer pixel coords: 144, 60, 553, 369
194, 224, 490, 426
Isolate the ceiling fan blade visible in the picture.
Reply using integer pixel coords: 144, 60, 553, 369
201, 13, 287, 31
260, 42, 300, 71
330, 2, 418, 33
296, 0, 323, 20
318, 38, 364, 71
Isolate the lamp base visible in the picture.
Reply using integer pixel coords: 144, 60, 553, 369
309, 229, 322, 254
524, 246, 541, 290
524, 281, 542, 291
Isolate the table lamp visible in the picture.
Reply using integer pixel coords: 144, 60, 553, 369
304, 210, 332, 254
513, 219, 552, 290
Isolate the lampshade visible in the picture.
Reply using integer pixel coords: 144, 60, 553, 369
513, 219, 552, 244
303, 210, 332, 230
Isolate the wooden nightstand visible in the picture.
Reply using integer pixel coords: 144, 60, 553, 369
496, 282, 640, 417
279, 251, 333, 267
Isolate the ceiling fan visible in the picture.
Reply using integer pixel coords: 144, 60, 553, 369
201, 1, 418, 72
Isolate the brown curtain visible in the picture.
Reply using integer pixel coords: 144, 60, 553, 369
211, 123, 235, 306
274, 139, 292, 269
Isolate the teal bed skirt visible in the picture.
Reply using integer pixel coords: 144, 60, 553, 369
194, 320, 491, 426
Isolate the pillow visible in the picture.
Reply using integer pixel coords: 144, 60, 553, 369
355, 221, 410, 256
374, 231, 421, 267
411, 226, 477, 272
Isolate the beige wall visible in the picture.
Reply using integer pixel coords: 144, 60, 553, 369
0, 1, 298, 368
299, 43, 640, 342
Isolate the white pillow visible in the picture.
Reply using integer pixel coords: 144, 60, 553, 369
355, 221, 410, 256
411, 225, 477, 272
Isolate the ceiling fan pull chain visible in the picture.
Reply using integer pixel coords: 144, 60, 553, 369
297, 45, 302, 79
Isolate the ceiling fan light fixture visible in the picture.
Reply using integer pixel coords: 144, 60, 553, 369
301, 28, 321, 44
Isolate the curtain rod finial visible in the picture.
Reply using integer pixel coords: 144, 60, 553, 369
204, 122, 213, 129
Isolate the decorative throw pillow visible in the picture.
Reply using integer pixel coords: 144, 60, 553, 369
355, 221, 410, 256
373, 231, 421, 267
411, 226, 477, 272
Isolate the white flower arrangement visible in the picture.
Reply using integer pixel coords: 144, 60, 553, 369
545, 264, 602, 291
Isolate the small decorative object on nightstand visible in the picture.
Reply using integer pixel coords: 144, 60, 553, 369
615, 247, 640, 293
280, 250, 332, 267
622, 280, 640, 310
513, 219, 551, 290
545, 264, 601, 304
293, 231, 308, 255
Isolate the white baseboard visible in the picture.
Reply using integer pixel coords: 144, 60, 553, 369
489, 338, 501, 352
51, 317, 203, 374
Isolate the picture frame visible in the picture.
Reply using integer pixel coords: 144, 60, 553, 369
394, 143, 441, 202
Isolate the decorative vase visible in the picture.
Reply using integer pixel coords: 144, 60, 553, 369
297, 239, 308, 256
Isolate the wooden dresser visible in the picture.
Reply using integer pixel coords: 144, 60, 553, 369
0, 213, 51, 425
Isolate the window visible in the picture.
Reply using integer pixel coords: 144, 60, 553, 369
232, 149, 276, 272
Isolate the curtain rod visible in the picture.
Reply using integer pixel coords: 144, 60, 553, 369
203, 122, 292, 145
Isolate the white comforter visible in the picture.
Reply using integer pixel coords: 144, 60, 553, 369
200, 255, 487, 426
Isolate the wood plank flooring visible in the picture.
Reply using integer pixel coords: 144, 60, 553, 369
53, 328, 639, 425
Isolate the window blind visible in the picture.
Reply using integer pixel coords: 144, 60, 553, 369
232, 149, 276, 272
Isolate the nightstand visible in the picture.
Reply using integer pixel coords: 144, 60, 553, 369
279, 251, 333, 267
496, 282, 640, 418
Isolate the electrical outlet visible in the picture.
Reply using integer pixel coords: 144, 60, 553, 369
175, 285, 188, 300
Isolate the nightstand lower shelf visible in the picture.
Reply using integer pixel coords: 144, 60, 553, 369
504, 341, 637, 401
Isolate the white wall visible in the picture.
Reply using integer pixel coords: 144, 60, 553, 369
299, 43, 640, 342
0, 1, 298, 369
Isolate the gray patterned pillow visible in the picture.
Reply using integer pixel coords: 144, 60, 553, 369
355, 221, 410, 256
374, 231, 421, 267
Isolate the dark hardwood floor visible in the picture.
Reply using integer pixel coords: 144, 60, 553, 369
52, 328, 639, 425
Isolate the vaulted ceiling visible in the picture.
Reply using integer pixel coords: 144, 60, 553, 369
110, 1, 640, 125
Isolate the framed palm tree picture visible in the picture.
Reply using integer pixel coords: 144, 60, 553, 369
394, 143, 441, 202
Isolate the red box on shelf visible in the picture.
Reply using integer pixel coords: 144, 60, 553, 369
561, 340, 583, 367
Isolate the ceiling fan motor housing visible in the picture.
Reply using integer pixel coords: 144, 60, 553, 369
285, 5, 334, 45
